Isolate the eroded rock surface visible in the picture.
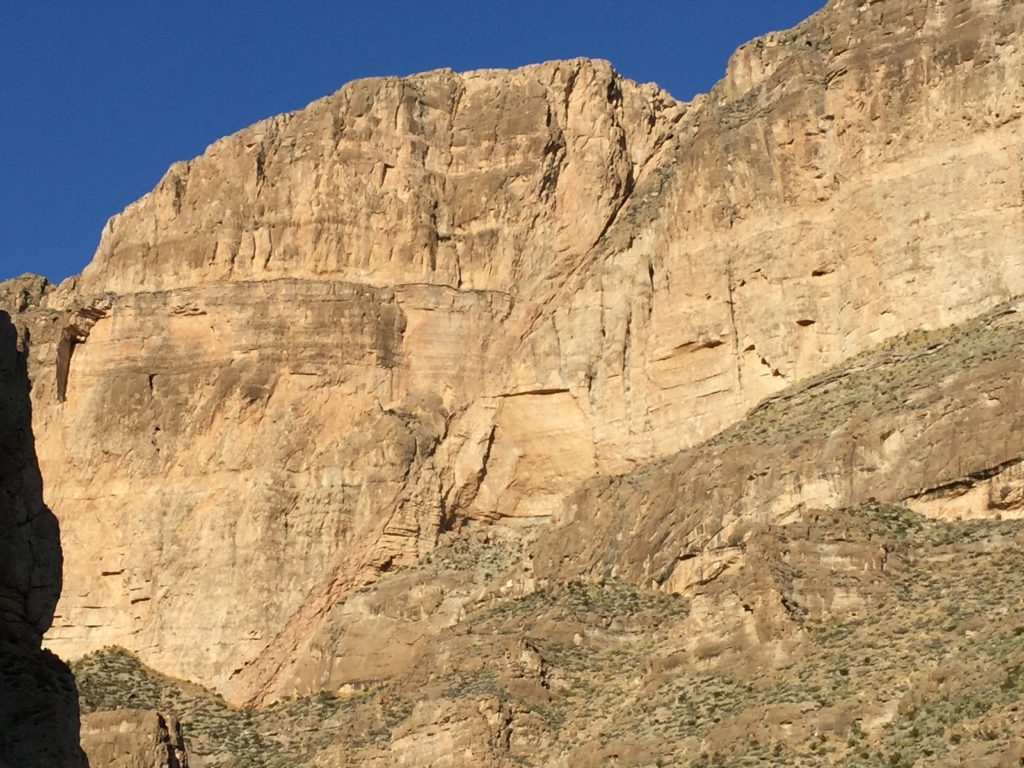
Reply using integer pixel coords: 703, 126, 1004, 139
73, 504, 1024, 766
534, 298, 1024, 594
5, 0, 1022, 720
81, 710, 189, 768
65, 261, 1024, 767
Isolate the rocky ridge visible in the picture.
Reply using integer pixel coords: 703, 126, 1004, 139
72, 300, 1024, 766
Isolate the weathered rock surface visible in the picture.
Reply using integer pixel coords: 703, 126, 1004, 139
5, 0, 1023, 719
0, 287, 87, 768
208, 295, 1024, 765
81, 710, 189, 768
64, 272, 1024, 767
534, 298, 1024, 594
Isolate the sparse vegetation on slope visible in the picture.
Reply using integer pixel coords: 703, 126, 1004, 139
714, 300, 1024, 450
72, 506, 1024, 766
73, 648, 382, 767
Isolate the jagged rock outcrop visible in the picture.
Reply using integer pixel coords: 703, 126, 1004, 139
5, 0, 1022, 710
0, 287, 87, 768
80, 710, 189, 768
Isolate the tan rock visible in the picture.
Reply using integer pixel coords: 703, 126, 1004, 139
308, 697, 517, 768
69, 496, 1024, 765
0, 0, 1019, 709
534, 299, 1024, 596
80, 710, 189, 768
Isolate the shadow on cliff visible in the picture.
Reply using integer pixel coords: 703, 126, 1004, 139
0, 309, 88, 768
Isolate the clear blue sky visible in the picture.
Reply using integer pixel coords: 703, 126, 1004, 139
0, 1, 825, 284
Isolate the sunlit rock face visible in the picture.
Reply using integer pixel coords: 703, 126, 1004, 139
5, 0, 1022, 707
80, 710, 190, 768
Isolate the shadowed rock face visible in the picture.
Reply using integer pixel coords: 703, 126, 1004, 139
0, 302, 86, 768
6, 0, 1024, 712
0, 304, 60, 649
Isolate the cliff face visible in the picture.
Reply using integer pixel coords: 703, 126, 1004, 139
0, 279, 59, 656
534, 297, 1024, 598
11, 0, 1024, 709
0, 279, 86, 768
69, 303, 1024, 765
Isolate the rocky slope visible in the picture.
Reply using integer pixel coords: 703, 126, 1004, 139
9, 0, 1022, 711
71, 300, 1024, 766
0, 284, 86, 767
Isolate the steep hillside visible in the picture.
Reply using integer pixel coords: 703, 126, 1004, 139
535, 297, 1024, 590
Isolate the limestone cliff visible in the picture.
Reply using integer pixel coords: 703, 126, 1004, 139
7, 0, 1023, 713
534, 297, 1024, 620
69, 298, 1024, 764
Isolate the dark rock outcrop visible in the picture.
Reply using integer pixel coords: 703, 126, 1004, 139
0, 304, 86, 767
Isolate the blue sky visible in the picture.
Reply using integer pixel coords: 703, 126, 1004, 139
0, 1, 826, 284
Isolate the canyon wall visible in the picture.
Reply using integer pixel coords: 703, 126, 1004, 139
6, 0, 1022, 704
